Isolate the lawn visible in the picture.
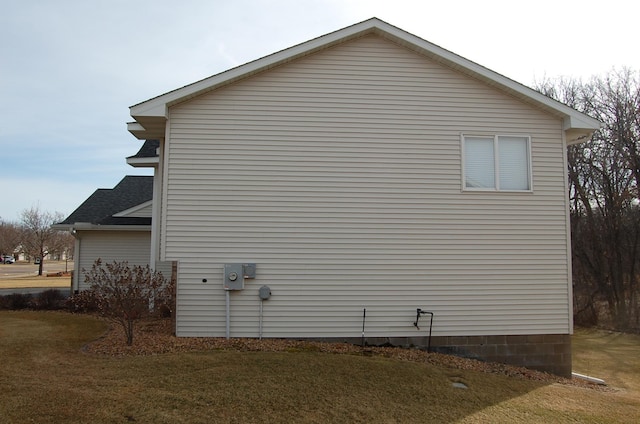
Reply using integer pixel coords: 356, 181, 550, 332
0, 311, 638, 423
0, 268, 70, 289
0, 275, 70, 289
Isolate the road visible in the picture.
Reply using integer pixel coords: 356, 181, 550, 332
0, 260, 73, 278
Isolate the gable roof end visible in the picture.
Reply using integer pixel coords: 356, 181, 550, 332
128, 17, 601, 144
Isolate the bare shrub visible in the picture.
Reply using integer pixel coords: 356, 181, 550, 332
83, 259, 173, 345
66, 290, 101, 313
0, 293, 33, 310
33, 289, 66, 310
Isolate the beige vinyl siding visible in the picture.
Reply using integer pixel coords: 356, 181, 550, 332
164, 34, 571, 338
76, 231, 151, 291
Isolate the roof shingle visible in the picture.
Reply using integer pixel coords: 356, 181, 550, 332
57, 176, 153, 226
127, 140, 159, 160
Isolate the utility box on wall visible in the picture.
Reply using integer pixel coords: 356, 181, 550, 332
243, 263, 256, 279
223, 263, 256, 290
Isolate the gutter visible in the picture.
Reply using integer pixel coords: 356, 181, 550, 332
51, 223, 151, 232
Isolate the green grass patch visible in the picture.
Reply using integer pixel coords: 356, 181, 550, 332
1, 311, 638, 423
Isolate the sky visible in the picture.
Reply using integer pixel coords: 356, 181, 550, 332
1, 0, 638, 222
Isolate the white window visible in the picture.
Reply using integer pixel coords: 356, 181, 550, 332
462, 135, 531, 191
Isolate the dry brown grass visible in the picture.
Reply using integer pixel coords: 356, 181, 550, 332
84, 318, 603, 389
1, 311, 638, 423
0, 260, 72, 289
0, 275, 70, 289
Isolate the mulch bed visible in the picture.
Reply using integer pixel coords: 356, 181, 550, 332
83, 317, 611, 391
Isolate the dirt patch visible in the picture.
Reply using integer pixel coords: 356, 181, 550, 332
47, 272, 71, 277
84, 317, 612, 391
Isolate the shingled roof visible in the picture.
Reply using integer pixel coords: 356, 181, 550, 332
56, 176, 153, 227
126, 140, 160, 168
127, 139, 159, 160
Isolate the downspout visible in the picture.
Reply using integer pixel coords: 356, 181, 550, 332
258, 285, 271, 340
150, 139, 164, 270
226, 290, 230, 339
561, 128, 574, 334
70, 228, 81, 294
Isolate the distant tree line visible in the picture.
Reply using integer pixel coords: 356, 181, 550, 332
0, 206, 73, 275
538, 68, 640, 332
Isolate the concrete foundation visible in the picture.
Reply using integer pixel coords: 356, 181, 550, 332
319, 333, 572, 377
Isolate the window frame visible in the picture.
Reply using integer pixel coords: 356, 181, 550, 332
461, 133, 533, 192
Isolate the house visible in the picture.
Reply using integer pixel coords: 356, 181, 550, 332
53, 166, 171, 291
124, 18, 600, 376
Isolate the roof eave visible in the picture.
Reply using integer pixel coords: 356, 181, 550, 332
562, 114, 602, 145
53, 223, 151, 232
126, 156, 159, 168
127, 119, 166, 140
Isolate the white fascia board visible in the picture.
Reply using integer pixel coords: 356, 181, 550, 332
129, 102, 168, 120
562, 113, 603, 132
68, 223, 151, 231
126, 156, 159, 168
127, 121, 150, 139
52, 223, 149, 232
127, 121, 145, 132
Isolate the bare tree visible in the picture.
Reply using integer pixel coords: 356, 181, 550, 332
537, 68, 640, 330
19, 206, 65, 275
0, 219, 21, 259
47, 231, 75, 260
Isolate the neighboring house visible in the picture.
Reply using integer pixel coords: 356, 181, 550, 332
53, 174, 157, 292
55, 140, 173, 290
124, 18, 600, 376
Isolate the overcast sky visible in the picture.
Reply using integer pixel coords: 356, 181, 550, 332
1, 0, 638, 221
